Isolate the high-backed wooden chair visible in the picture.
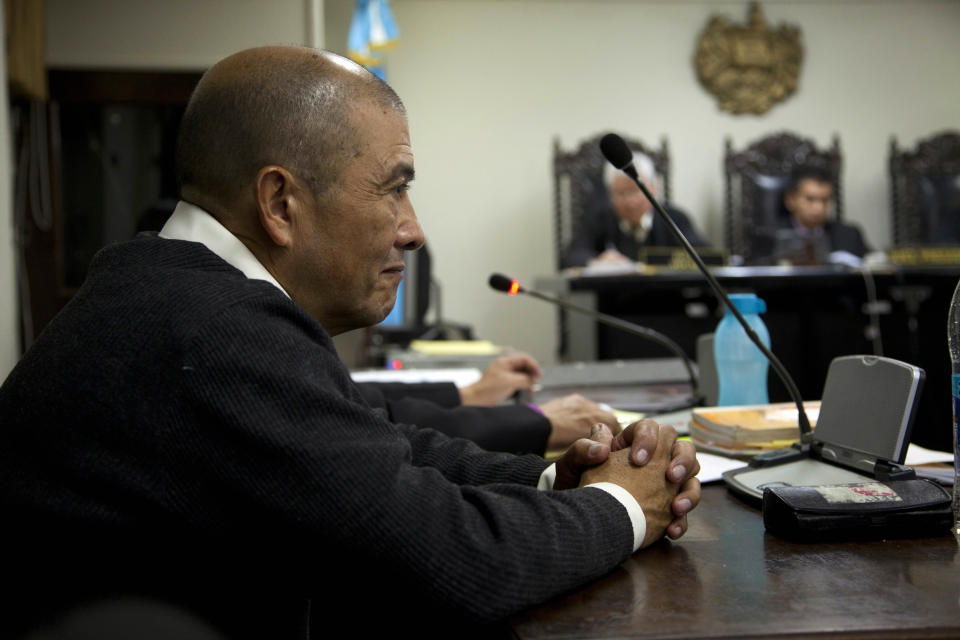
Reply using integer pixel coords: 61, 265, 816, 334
724, 132, 843, 262
890, 130, 960, 246
553, 133, 671, 270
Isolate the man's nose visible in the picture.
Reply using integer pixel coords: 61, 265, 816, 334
397, 204, 425, 252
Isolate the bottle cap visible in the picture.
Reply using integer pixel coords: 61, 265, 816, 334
726, 293, 766, 314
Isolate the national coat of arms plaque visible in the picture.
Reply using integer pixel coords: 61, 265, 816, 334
695, 2, 804, 115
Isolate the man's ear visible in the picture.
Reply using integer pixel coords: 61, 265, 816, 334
254, 166, 304, 248
783, 190, 797, 213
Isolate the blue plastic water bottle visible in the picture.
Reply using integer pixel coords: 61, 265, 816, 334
714, 293, 771, 406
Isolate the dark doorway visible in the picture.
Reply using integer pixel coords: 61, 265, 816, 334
16, 69, 202, 345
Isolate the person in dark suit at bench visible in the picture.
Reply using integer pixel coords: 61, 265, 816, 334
562, 151, 708, 268
752, 165, 871, 266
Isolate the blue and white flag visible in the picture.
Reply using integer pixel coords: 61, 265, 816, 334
348, 0, 399, 80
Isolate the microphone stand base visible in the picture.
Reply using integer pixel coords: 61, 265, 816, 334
749, 443, 810, 468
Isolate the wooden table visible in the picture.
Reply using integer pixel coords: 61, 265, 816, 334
510, 484, 960, 639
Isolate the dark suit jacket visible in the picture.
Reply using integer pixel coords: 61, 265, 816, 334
356, 382, 550, 455
561, 203, 708, 268
825, 221, 870, 256
751, 220, 870, 264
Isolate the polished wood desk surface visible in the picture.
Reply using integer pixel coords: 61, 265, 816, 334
510, 484, 960, 640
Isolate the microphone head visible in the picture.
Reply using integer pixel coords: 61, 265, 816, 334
599, 133, 633, 169
488, 273, 522, 296
600, 133, 639, 180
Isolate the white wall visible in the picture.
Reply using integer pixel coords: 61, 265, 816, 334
381, 0, 960, 363
0, 3, 18, 379
24, 0, 960, 370
46, 0, 319, 68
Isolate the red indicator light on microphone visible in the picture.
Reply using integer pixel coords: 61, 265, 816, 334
508, 281, 520, 296
389, 359, 403, 370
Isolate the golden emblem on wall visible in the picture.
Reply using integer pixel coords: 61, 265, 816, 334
695, 2, 803, 115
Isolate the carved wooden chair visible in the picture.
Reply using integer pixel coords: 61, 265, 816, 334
890, 130, 960, 246
724, 131, 843, 262
553, 132, 671, 270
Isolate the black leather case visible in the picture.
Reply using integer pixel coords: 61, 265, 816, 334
762, 478, 953, 541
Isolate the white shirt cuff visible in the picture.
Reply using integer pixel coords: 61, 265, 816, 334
537, 463, 557, 491
537, 464, 646, 552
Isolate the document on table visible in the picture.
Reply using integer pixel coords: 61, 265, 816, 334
695, 451, 751, 484
906, 444, 954, 485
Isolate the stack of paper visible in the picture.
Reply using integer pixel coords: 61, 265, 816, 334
689, 401, 819, 456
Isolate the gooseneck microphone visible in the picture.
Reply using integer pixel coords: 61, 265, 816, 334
599, 132, 813, 444
488, 273, 700, 403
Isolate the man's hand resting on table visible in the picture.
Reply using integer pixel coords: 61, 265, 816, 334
539, 394, 620, 450
554, 420, 700, 545
459, 353, 542, 406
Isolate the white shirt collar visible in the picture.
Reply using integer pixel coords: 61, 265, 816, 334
158, 200, 290, 298
618, 210, 654, 242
